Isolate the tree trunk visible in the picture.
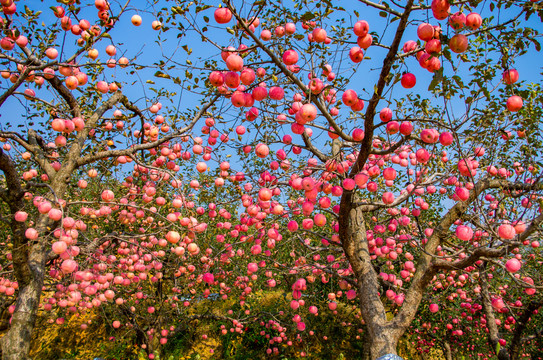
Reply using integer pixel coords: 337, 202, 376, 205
335, 1, 417, 358
361, 325, 371, 360
509, 302, 542, 360
0, 263, 44, 360
369, 332, 400, 359
444, 341, 453, 360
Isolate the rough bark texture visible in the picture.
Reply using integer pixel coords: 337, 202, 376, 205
0, 268, 44, 360
361, 325, 371, 360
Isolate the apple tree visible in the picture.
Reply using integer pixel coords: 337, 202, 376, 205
180, 0, 543, 358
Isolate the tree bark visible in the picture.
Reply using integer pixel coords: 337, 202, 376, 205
368, 328, 401, 359
361, 325, 371, 360
443, 341, 453, 360
0, 211, 50, 360
0, 267, 44, 360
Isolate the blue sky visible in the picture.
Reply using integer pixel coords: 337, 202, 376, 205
1, 0, 542, 180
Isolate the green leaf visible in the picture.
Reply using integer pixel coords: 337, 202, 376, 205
531, 38, 541, 51
300, 11, 315, 21
154, 71, 171, 79
379, 11, 388, 17
195, 4, 211, 13
428, 68, 443, 91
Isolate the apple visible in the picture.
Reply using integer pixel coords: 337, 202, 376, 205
449, 34, 468, 53
401, 73, 416, 88
131, 14, 142, 26
503, 69, 519, 84
214, 8, 232, 24
506, 95, 523, 112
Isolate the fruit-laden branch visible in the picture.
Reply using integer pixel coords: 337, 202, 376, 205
0, 130, 57, 178
394, 176, 543, 330
369, 134, 413, 155
12, 0, 133, 117
0, 53, 57, 107
350, 0, 415, 177
18, 45, 82, 118
225, 0, 353, 142
433, 211, 543, 270
46, 231, 119, 263
354, 172, 443, 211
2, 0, 130, 116
75, 94, 220, 167
12, 91, 58, 110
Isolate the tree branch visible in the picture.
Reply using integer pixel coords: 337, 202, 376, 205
75, 94, 219, 167
357, 0, 402, 17
349, 0, 414, 177
394, 175, 543, 331
0, 67, 31, 107
509, 301, 543, 358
